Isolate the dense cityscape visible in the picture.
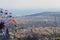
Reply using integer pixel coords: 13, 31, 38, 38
0, 9, 60, 40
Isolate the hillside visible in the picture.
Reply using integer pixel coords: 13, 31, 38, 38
25, 12, 60, 17
16, 12, 60, 28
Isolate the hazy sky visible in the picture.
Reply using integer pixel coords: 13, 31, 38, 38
0, 0, 60, 9
0, 0, 60, 16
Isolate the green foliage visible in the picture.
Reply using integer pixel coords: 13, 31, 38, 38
14, 27, 18, 33
55, 37, 60, 40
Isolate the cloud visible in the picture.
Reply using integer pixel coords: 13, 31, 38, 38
0, 0, 60, 9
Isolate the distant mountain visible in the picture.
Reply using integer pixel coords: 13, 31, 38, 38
16, 12, 60, 27
25, 12, 60, 17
